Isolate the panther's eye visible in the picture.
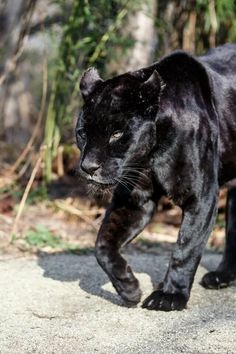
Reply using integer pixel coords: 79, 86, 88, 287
109, 131, 123, 144
77, 129, 86, 140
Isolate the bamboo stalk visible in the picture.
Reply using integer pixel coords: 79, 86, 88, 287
89, 8, 128, 65
208, 0, 218, 48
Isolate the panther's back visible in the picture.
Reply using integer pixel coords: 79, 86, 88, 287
199, 43, 236, 76
199, 44, 236, 184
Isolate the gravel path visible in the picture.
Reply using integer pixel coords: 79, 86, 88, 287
0, 249, 236, 354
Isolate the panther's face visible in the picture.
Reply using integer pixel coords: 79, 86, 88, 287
76, 67, 164, 190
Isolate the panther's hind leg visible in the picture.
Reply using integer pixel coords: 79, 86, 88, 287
201, 186, 236, 289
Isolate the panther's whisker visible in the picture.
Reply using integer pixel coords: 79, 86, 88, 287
121, 175, 146, 188
117, 174, 142, 190
119, 177, 137, 188
123, 173, 148, 182
121, 173, 142, 183
114, 177, 132, 192
122, 168, 149, 180
119, 172, 149, 188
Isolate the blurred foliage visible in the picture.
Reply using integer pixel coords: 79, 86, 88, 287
25, 225, 62, 248
25, 224, 81, 251
44, 0, 139, 181
15, 185, 48, 205
156, 0, 236, 56
0, 184, 48, 206
196, 0, 236, 48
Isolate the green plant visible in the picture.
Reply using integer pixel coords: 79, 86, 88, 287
215, 213, 226, 229
2, 184, 47, 205
156, 0, 236, 57
196, 0, 236, 48
25, 225, 63, 248
24, 224, 81, 251
44, 0, 138, 181
27, 185, 48, 204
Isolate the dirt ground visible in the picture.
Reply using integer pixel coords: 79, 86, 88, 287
0, 249, 236, 354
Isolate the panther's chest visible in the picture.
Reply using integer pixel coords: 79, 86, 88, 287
219, 150, 236, 186
151, 152, 192, 205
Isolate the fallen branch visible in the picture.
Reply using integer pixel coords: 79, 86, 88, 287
54, 200, 99, 231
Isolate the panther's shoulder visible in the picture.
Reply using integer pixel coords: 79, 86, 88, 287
152, 51, 215, 119
199, 43, 236, 75
134, 44, 236, 87
133, 50, 205, 83
157, 50, 207, 84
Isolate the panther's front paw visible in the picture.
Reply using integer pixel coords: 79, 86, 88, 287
120, 286, 142, 305
114, 279, 142, 305
200, 271, 232, 289
142, 290, 187, 311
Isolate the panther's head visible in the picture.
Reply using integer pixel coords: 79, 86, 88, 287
76, 67, 164, 190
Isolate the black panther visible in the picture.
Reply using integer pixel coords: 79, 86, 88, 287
76, 43, 236, 311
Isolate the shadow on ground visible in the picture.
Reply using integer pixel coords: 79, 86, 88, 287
37, 246, 223, 307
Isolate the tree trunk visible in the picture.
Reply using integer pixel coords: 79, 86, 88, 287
124, 0, 157, 71
108, 0, 157, 74
0, 0, 37, 141
0, 0, 24, 138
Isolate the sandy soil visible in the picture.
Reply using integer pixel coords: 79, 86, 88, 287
0, 249, 235, 354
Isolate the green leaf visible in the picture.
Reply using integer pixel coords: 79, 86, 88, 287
25, 225, 62, 248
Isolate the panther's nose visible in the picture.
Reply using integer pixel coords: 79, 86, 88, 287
81, 160, 100, 176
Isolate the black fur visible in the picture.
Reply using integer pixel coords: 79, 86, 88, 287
76, 44, 236, 311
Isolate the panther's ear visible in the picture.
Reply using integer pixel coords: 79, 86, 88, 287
80, 67, 103, 100
140, 70, 165, 101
